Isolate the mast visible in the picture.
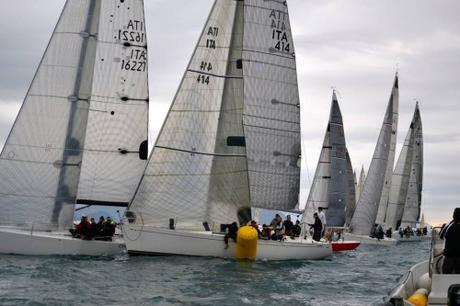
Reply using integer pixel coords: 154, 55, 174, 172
350, 86, 395, 236
375, 73, 399, 225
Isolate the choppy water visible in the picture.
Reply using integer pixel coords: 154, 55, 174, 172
0, 241, 430, 306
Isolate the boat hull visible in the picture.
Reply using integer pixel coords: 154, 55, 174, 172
0, 227, 125, 256
343, 233, 398, 246
124, 225, 332, 261
331, 241, 361, 252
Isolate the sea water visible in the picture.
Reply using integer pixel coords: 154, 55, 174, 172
0, 241, 430, 306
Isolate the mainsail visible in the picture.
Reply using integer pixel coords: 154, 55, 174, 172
400, 103, 423, 228
128, 0, 301, 230
302, 92, 349, 226
375, 74, 399, 224
350, 84, 395, 236
385, 103, 422, 229
0, 0, 148, 230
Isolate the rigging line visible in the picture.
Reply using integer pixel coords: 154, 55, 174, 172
155, 145, 246, 158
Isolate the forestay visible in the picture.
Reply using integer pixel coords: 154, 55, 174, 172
350, 90, 395, 236
0, 0, 148, 231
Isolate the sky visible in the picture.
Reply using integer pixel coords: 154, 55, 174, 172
0, 0, 459, 226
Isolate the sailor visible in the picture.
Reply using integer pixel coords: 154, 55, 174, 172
440, 207, 460, 274
70, 215, 92, 239
317, 207, 326, 237
292, 220, 301, 237
385, 227, 393, 238
224, 222, 238, 249
376, 224, 384, 240
271, 214, 284, 240
310, 213, 323, 242
282, 215, 294, 236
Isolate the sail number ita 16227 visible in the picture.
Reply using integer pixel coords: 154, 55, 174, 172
121, 60, 146, 72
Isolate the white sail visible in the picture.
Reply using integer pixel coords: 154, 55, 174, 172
77, 0, 149, 207
243, 0, 301, 211
128, 0, 301, 230
350, 82, 395, 236
302, 92, 348, 226
0, 0, 148, 231
400, 103, 423, 228
356, 165, 366, 202
128, 1, 245, 230
384, 113, 415, 229
375, 74, 399, 224
345, 151, 356, 226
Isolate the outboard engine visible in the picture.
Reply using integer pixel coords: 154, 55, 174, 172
448, 284, 460, 306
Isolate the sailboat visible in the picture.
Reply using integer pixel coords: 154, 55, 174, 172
345, 74, 399, 245
385, 103, 423, 242
123, 0, 332, 260
301, 92, 360, 252
0, 0, 149, 256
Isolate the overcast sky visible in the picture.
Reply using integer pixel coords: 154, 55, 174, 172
1, 0, 459, 225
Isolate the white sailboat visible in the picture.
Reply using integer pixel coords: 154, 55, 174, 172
301, 92, 360, 252
385, 103, 423, 242
345, 75, 399, 245
124, 0, 332, 260
0, 0, 149, 256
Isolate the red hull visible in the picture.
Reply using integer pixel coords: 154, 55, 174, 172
331, 241, 361, 252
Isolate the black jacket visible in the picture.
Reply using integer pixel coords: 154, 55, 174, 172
441, 221, 460, 257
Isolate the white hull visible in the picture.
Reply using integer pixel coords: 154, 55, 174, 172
0, 227, 125, 256
343, 232, 398, 246
124, 225, 332, 261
